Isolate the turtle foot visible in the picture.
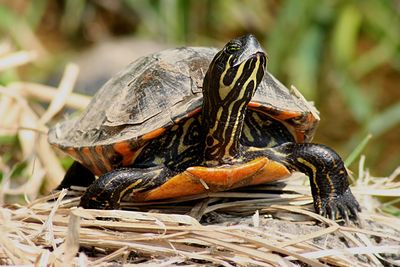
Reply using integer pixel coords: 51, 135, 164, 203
315, 188, 361, 224
79, 191, 120, 210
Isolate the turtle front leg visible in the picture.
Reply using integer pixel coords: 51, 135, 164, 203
79, 166, 171, 209
275, 143, 361, 221
246, 143, 361, 222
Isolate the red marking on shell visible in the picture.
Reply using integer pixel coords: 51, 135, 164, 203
186, 107, 202, 118
248, 101, 262, 108
95, 145, 112, 171
66, 147, 79, 159
81, 147, 102, 176
113, 142, 139, 166
174, 107, 202, 124
113, 142, 131, 155
142, 128, 166, 141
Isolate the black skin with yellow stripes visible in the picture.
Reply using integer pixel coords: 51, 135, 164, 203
52, 35, 360, 222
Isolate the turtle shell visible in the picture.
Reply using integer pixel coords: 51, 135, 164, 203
48, 47, 319, 174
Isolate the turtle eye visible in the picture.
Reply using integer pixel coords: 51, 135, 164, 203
225, 42, 241, 54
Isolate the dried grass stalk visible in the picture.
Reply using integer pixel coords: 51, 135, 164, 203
0, 51, 37, 71
1, 187, 400, 266
13, 82, 91, 110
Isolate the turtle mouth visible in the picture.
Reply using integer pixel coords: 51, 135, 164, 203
255, 51, 267, 71
255, 51, 267, 65
254, 51, 267, 61
232, 50, 266, 68
233, 51, 267, 73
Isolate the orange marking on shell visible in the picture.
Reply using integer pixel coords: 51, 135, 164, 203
66, 147, 79, 159
174, 107, 202, 123
113, 142, 131, 155
273, 110, 301, 120
186, 107, 202, 118
95, 145, 112, 171
295, 132, 305, 143
294, 113, 319, 143
248, 101, 262, 108
249, 105, 312, 143
251, 106, 301, 121
113, 142, 138, 166
65, 147, 91, 172
132, 158, 291, 202
142, 128, 166, 141
81, 147, 102, 176
81, 147, 91, 158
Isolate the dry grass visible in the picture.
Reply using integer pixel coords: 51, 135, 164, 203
1, 182, 400, 266
0, 44, 399, 266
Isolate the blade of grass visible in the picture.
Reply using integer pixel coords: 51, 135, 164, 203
61, 1, 86, 36
367, 102, 400, 137
287, 26, 324, 100
15, 82, 91, 110
25, 0, 49, 30
351, 40, 397, 79
39, 63, 79, 124
332, 72, 372, 124
344, 134, 372, 167
331, 4, 362, 67
266, 0, 318, 74
0, 135, 17, 145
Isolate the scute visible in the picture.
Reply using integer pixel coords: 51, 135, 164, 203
48, 47, 319, 150
254, 72, 315, 115
105, 47, 214, 126
49, 47, 215, 148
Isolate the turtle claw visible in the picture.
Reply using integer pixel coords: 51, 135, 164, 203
337, 204, 350, 224
316, 188, 361, 224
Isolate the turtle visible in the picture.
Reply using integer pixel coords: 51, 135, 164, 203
49, 34, 360, 221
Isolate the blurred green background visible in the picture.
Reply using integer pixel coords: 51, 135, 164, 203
0, 0, 399, 178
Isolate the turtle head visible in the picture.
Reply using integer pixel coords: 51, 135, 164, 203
203, 34, 267, 106
202, 34, 267, 164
